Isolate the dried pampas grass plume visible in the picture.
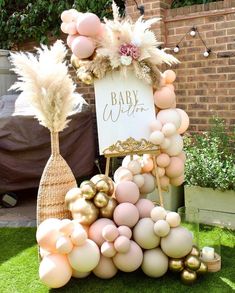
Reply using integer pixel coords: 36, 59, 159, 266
10, 40, 78, 132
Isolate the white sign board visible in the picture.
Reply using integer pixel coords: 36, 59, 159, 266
94, 71, 156, 155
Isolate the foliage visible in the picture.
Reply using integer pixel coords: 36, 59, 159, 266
171, 0, 217, 8
1, 227, 234, 292
0, 0, 125, 50
184, 117, 235, 191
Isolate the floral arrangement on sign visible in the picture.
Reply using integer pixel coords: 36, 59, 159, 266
61, 2, 179, 85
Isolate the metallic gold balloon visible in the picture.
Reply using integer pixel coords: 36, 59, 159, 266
181, 269, 197, 285
96, 179, 110, 194
100, 198, 118, 219
106, 178, 115, 196
90, 174, 108, 185
169, 258, 185, 273
190, 245, 200, 258
197, 261, 208, 275
70, 54, 81, 68
93, 192, 109, 208
65, 188, 82, 208
71, 198, 99, 225
80, 181, 96, 199
185, 255, 201, 271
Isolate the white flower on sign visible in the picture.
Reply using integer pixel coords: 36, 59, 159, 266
120, 55, 132, 66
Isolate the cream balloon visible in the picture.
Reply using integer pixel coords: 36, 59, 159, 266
139, 173, 156, 195
153, 220, 170, 237
102, 225, 119, 242
68, 239, 100, 272
157, 109, 181, 129
142, 248, 168, 278
56, 236, 73, 254
117, 226, 132, 239
135, 198, 155, 218
166, 212, 181, 228
72, 270, 90, 278
164, 134, 183, 156
101, 241, 117, 258
176, 108, 190, 134
93, 256, 118, 279
114, 167, 133, 183
122, 155, 140, 168
149, 119, 162, 131
127, 160, 142, 175
161, 123, 177, 137
161, 226, 193, 258
71, 226, 88, 246
160, 138, 171, 150
114, 236, 131, 253
133, 218, 160, 249
177, 151, 186, 162
149, 130, 165, 145
156, 153, 170, 168
39, 254, 72, 288
113, 240, 143, 272
151, 206, 167, 222
133, 174, 145, 188
58, 219, 74, 236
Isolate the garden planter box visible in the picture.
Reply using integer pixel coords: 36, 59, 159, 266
147, 185, 184, 212
184, 186, 235, 229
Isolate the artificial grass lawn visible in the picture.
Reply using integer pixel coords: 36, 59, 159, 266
0, 227, 234, 293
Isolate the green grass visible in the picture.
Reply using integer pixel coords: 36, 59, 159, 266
0, 227, 235, 293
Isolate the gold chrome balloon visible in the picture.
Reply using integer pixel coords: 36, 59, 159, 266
71, 54, 81, 68
169, 258, 185, 273
93, 192, 109, 208
100, 198, 118, 218
181, 269, 197, 285
71, 198, 99, 225
65, 187, 82, 208
197, 261, 208, 275
80, 181, 96, 199
185, 255, 201, 271
90, 174, 107, 185
190, 245, 200, 258
106, 178, 115, 196
95, 179, 110, 194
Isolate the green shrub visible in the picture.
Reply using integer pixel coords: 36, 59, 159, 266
184, 118, 235, 191
171, 0, 217, 9
0, 0, 125, 49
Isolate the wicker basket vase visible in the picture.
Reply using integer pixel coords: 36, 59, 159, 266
37, 131, 77, 226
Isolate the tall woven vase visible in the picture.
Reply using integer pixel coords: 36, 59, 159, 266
37, 132, 77, 226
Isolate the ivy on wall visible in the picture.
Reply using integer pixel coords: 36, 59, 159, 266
171, 0, 218, 8
0, 0, 125, 50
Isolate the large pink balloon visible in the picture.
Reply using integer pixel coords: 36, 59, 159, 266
71, 36, 95, 59
89, 218, 115, 247
66, 22, 77, 35
113, 203, 139, 228
39, 254, 72, 288
67, 34, 79, 48
77, 13, 101, 37
115, 181, 140, 204
93, 256, 118, 279
164, 70, 176, 84
175, 108, 190, 134
154, 86, 176, 109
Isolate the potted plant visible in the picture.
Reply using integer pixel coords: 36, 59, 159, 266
184, 117, 235, 228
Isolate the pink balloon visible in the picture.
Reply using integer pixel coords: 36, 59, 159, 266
165, 157, 184, 178
102, 225, 119, 242
115, 181, 140, 204
66, 22, 77, 35
176, 151, 186, 162
61, 22, 69, 34
113, 203, 139, 228
61, 10, 72, 23
114, 236, 131, 253
77, 13, 101, 37
166, 84, 175, 91
175, 108, 190, 134
154, 86, 176, 109
67, 34, 79, 48
117, 226, 132, 239
170, 174, 185, 186
93, 256, 118, 279
141, 156, 154, 173
135, 198, 155, 219
164, 70, 176, 84
71, 36, 95, 59
89, 218, 115, 247
156, 153, 170, 168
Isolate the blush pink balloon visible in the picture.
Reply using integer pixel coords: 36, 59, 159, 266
61, 22, 69, 34
135, 198, 155, 219
156, 153, 170, 168
39, 254, 72, 288
166, 84, 175, 91
102, 225, 119, 242
89, 218, 115, 247
71, 36, 95, 59
114, 236, 131, 253
157, 109, 181, 129
117, 226, 132, 239
176, 151, 186, 162
154, 86, 176, 109
164, 70, 176, 84
61, 10, 72, 23
77, 13, 101, 37
113, 203, 139, 228
175, 108, 190, 134
170, 174, 185, 186
141, 156, 154, 173
67, 34, 79, 48
66, 22, 77, 35
93, 256, 118, 279
115, 181, 140, 204
113, 240, 143, 272
165, 157, 184, 178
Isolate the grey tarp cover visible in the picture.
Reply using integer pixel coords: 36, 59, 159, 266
0, 94, 95, 192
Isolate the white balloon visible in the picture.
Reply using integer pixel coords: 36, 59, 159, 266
142, 248, 168, 278
164, 134, 183, 156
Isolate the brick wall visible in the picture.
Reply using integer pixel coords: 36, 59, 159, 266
126, 0, 235, 132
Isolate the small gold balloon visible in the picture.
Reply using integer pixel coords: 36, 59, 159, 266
185, 255, 201, 271
90, 174, 107, 185
65, 188, 82, 208
106, 178, 115, 196
100, 198, 118, 219
80, 181, 96, 199
71, 198, 99, 225
95, 179, 110, 194
169, 258, 185, 273
190, 245, 200, 258
181, 269, 197, 285
71, 54, 81, 68
93, 192, 109, 208
197, 261, 208, 275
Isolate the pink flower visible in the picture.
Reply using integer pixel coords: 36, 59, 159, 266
119, 43, 140, 60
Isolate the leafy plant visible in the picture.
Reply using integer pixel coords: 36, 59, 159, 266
171, 0, 217, 8
0, 0, 125, 50
184, 118, 235, 191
